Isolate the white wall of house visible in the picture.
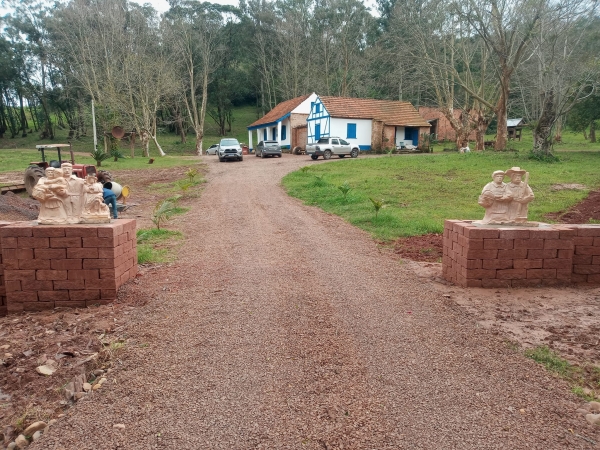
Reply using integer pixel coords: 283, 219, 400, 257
294, 93, 318, 114
395, 126, 405, 146
330, 118, 372, 150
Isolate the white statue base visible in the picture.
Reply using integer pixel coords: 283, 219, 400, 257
80, 215, 111, 224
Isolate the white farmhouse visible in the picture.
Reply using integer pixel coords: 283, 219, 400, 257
247, 93, 318, 152
307, 96, 431, 151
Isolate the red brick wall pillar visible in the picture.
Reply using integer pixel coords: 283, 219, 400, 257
1, 219, 137, 314
443, 220, 575, 288
0, 221, 11, 316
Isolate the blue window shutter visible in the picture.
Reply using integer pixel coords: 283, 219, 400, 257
347, 123, 356, 139
282, 125, 287, 140
263, 129, 267, 140
315, 124, 321, 140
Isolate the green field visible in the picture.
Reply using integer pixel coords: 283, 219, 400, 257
282, 149, 600, 241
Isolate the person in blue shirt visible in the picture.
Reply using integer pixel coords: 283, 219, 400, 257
103, 182, 118, 219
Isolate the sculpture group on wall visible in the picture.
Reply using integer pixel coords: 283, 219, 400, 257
32, 163, 111, 224
478, 167, 535, 224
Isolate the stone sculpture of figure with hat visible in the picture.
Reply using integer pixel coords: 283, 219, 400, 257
61, 162, 85, 223
478, 170, 511, 224
505, 167, 534, 223
478, 167, 534, 224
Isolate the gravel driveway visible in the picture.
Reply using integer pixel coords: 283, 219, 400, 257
34, 154, 599, 449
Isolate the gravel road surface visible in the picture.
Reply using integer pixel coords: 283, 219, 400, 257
33, 154, 600, 449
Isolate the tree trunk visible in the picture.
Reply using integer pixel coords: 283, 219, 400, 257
533, 90, 555, 155
495, 86, 509, 150
28, 102, 38, 132
590, 120, 596, 143
151, 133, 166, 156
141, 131, 150, 157
195, 130, 203, 156
19, 92, 28, 138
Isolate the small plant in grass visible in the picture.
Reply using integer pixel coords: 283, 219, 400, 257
179, 181, 194, 192
110, 149, 126, 161
90, 149, 110, 166
571, 385, 596, 401
300, 166, 311, 173
369, 197, 384, 220
386, 148, 395, 157
186, 167, 199, 181
137, 225, 184, 263
312, 174, 327, 187
152, 198, 180, 230
338, 181, 352, 201
524, 346, 573, 377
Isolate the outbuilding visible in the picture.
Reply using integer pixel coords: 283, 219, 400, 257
306, 96, 430, 151
507, 118, 525, 141
417, 106, 477, 142
247, 93, 318, 152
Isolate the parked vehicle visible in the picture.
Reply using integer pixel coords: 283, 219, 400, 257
255, 140, 282, 158
218, 138, 243, 162
305, 137, 359, 160
206, 144, 219, 155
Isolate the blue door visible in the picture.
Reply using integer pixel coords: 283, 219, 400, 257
315, 124, 321, 140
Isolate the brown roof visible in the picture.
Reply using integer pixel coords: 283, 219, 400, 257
320, 96, 431, 127
248, 94, 311, 128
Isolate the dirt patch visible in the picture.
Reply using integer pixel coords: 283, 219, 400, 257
0, 278, 149, 442
551, 183, 587, 191
545, 189, 600, 224
389, 233, 443, 262
0, 191, 39, 221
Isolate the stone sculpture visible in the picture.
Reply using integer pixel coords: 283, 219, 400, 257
478, 167, 534, 224
32, 167, 69, 225
80, 175, 111, 223
61, 163, 85, 223
32, 167, 110, 224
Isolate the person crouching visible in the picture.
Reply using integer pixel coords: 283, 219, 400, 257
103, 182, 118, 219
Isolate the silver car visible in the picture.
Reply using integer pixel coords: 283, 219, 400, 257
206, 144, 219, 155
218, 138, 243, 162
255, 140, 282, 158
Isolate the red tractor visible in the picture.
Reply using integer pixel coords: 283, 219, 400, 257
24, 144, 111, 196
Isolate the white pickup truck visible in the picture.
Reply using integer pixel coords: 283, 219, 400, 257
305, 137, 360, 160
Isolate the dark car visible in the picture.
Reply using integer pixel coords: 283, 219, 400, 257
255, 140, 282, 158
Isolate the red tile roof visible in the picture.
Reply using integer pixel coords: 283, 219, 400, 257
320, 96, 431, 127
248, 94, 311, 128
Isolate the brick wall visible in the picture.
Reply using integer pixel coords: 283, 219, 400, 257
0, 221, 11, 315
442, 220, 595, 288
0, 219, 137, 314
568, 224, 600, 283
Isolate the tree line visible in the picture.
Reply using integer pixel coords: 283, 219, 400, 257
0, 0, 598, 156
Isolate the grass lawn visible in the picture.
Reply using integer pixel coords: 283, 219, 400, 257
282, 148, 600, 241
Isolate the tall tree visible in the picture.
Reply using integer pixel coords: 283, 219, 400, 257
165, 1, 228, 155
